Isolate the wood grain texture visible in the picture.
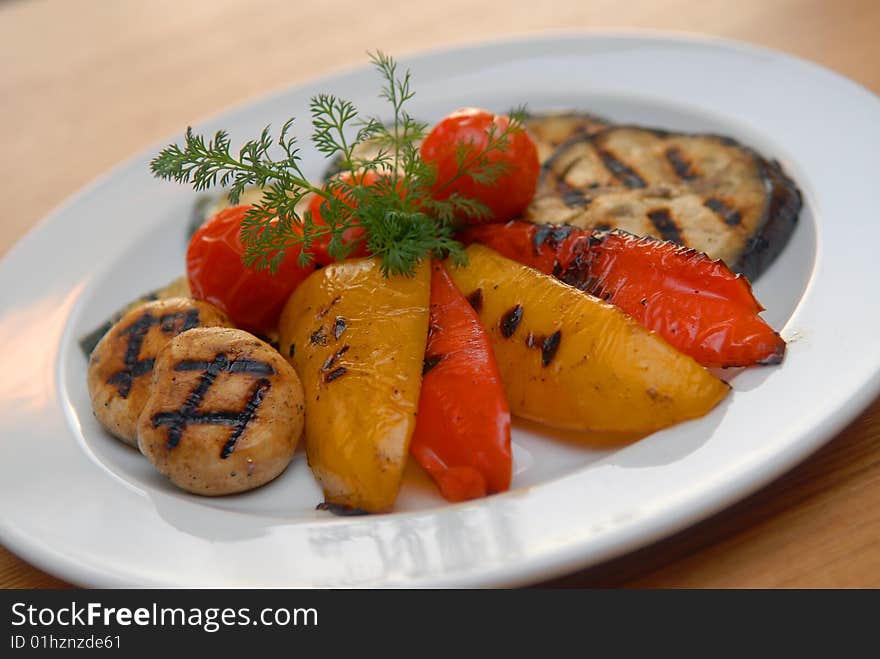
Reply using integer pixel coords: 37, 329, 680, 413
2, 0, 879, 588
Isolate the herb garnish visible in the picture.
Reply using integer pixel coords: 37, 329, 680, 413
150, 52, 525, 276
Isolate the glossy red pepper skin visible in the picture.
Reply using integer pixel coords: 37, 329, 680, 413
462, 221, 785, 368
410, 261, 512, 502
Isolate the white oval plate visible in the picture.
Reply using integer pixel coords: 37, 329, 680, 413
2, 33, 879, 587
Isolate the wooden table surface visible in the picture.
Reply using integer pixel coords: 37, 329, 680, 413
2, 0, 879, 589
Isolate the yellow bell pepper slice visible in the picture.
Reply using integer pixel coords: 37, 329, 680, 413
279, 258, 430, 512
447, 245, 729, 433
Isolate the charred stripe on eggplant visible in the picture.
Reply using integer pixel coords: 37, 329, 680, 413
704, 197, 742, 226
647, 208, 683, 244
597, 149, 646, 188
665, 146, 698, 181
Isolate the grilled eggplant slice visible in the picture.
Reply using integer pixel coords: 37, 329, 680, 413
527, 126, 801, 280
137, 327, 304, 495
523, 111, 611, 163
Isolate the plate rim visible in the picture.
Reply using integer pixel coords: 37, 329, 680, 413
2, 30, 880, 588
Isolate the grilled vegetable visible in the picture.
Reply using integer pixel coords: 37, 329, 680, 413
446, 245, 729, 432
87, 298, 233, 446
527, 126, 801, 280
137, 327, 305, 495
305, 170, 382, 263
278, 257, 430, 512
523, 110, 611, 162
78, 276, 191, 356
410, 261, 511, 502
462, 222, 785, 368
420, 108, 539, 223
187, 205, 316, 333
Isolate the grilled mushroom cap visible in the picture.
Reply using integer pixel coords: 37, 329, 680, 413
137, 327, 305, 496
87, 298, 233, 446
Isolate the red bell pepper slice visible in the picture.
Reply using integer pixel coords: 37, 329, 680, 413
410, 261, 512, 502
462, 221, 785, 368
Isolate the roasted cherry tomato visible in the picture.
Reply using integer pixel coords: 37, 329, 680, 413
462, 221, 785, 368
410, 261, 511, 502
186, 205, 315, 334
420, 108, 539, 223
305, 170, 377, 264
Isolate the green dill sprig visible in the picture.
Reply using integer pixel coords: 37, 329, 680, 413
150, 51, 526, 277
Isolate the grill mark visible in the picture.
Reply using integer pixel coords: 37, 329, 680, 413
106, 308, 201, 398
423, 354, 443, 375
541, 331, 562, 367
533, 224, 575, 252
551, 156, 595, 207
321, 345, 350, 372
647, 208, 683, 244
558, 250, 597, 291
665, 147, 698, 181
598, 149, 646, 188
220, 378, 271, 459
556, 180, 590, 207
159, 309, 201, 334
704, 197, 742, 226
156, 353, 226, 449
315, 296, 342, 319
333, 317, 347, 340
175, 358, 275, 375
533, 224, 553, 250
106, 312, 156, 398
466, 289, 483, 313
499, 305, 523, 338
288, 343, 295, 358
323, 366, 348, 383
310, 327, 328, 346
549, 225, 574, 247
555, 153, 583, 181
152, 353, 276, 453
